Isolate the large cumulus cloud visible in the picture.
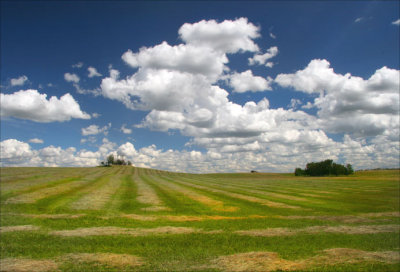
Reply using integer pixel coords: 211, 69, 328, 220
275, 59, 399, 138
1, 89, 91, 122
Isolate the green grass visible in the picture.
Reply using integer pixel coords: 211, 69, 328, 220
0, 167, 399, 271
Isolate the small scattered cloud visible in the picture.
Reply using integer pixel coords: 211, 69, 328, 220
269, 32, 276, 39
29, 138, 44, 144
248, 46, 279, 67
0, 89, 91, 122
121, 124, 132, 134
88, 67, 102, 78
81, 123, 111, 136
10, 75, 28, 86
80, 136, 97, 144
64, 73, 80, 83
301, 102, 314, 109
265, 62, 274, 68
73, 83, 101, 96
354, 17, 363, 23
392, 19, 400, 26
72, 62, 84, 68
92, 113, 101, 118
288, 99, 302, 110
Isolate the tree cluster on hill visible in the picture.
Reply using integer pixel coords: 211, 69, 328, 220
295, 159, 353, 176
100, 154, 132, 167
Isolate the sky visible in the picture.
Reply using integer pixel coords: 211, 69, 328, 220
1, 1, 399, 173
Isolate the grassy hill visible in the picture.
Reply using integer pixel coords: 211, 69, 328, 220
1, 166, 399, 271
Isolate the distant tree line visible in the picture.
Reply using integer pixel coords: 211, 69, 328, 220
295, 159, 353, 176
100, 154, 132, 167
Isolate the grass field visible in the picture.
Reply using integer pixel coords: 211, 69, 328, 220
0, 166, 399, 271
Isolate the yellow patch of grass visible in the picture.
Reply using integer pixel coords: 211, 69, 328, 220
173, 178, 301, 209
5, 180, 88, 204
282, 215, 375, 223
61, 253, 143, 268
69, 168, 126, 210
235, 224, 400, 237
134, 169, 169, 211
0, 225, 40, 233
120, 214, 268, 222
209, 248, 400, 271
20, 213, 85, 219
146, 174, 237, 212
362, 211, 400, 217
50, 226, 202, 237
0, 258, 59, 272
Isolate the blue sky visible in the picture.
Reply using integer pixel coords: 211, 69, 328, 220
1, 1, 399, 172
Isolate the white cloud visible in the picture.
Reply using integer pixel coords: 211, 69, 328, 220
101, 67, 229, 112
392, 19, 400, 25
229, 70, 272, 93
178, 18, 260, 53
80, 136, 97, 144
0, 89, 91, 122
269, 32, 276, 39
102, 19, 325, 161
121, 124, 132, 134
96, 19, 399, 172
81, 123, 111, 136
248, 46, 279, 66
88, 67, 102, 78
265, 62, 274, 68
29, 138, 44, 144
355, 17, 363, 23
73, 83, 101, 96
275, 59, 400, 137
64, 73, 80, 83
122, 42, 228, 81
288, 99, 302, 109
117, 142, 137, 157
10, 75, 28, 86
72, 62, 84, 68
2, 137, 398, 173
1, 139, 33, 161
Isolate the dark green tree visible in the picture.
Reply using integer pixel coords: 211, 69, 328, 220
346, 164, 354, 175
107, 154, 115, 165
296, 160, 354, 177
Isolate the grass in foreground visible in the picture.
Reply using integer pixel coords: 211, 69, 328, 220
0, 167, 399, 271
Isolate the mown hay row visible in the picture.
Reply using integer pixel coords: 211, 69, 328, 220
235, 224, 400, 237
178, 175, 340, 204
50, 226, 219, 237
1, 168, 101, 193
120, 214, 266, 222
208, 248, 400, 272
5, 180, 89, 204
176, 174, 327, 204
60, 253, 143, 268
134, 168, 169, 211
69, 168, 126, 210
4, 168, 110, 203
0, 253, 143, 272
146, 174, 237, 212
0, 225, 40, 233
0, 258, 59, 272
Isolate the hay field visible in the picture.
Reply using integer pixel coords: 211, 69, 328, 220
0, 166, 399, 271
